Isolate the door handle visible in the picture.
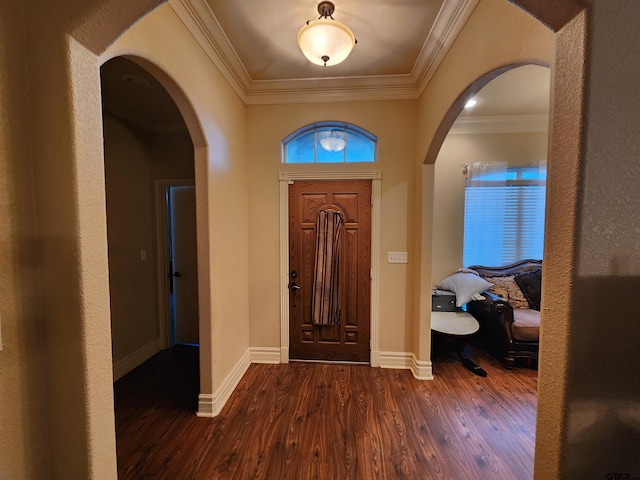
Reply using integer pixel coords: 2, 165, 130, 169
289, 282, 301, 291
171, 271, 182, 278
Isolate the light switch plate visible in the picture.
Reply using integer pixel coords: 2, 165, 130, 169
388, 252, 408, 264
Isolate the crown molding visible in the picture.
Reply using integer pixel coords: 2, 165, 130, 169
169, 0, 477, 105
449, 114, 550, 135
415, 0, 479, 96
170, 0, 250, 102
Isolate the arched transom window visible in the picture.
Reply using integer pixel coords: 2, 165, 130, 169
282, 122, 377, 164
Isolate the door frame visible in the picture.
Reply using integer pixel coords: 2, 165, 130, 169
155, 178, 195, 349
279, 171, 382, 366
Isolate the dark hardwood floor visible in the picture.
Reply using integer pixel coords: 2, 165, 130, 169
114, 342, 537, 479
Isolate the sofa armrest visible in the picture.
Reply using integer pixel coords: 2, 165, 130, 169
470, 291, 513, 319
468, 292, 517, 346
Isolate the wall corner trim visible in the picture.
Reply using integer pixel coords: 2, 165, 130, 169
379, 351, 433, 380
197, 349, 251, 417
411, 354, 434, 380
197, 347, 279, 418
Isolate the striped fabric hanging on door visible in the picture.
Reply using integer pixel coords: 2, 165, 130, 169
311, 209, 344, 325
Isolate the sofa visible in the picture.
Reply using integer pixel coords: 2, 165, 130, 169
466, 259, 542, 369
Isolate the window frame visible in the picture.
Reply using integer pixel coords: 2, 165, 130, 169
282, 121, 378, 164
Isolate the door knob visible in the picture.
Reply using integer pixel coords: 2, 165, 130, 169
172, 271, 182, 278
289, 282, 301, 291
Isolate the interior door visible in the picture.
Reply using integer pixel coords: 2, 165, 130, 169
169, 186, 199, 345
289, 180, 371, 362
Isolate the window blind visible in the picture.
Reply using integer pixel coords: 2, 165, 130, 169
463, 165, 546, 267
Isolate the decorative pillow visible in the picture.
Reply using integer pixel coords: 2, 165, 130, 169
514, 268, 542, 311
482, 275, 529, 309
437, 272, 493, 307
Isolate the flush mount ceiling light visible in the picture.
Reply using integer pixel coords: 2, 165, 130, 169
319, 129, 346, 152
298, 1, 356, 67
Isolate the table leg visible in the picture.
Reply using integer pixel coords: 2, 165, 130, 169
454, 342, 487, 377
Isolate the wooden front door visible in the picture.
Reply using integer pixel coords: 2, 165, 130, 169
289, 180, 371, 362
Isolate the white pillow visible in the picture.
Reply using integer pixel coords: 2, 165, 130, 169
437, 272, 493, 307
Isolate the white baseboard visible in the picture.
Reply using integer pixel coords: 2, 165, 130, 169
379, 351, 413, 369
379, 351, 433, 380
280, 347, 289, 363
250, 347, 281, 364
197, 348, 251, 418
370, 349, 380, 367
112, 339, 160, 381
411, 354, 434, 380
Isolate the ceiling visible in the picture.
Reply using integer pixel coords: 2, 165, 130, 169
460, 65, 550, 118
204, 0, 445, 81
100, 0, 551, 132
170, 0, 479, 103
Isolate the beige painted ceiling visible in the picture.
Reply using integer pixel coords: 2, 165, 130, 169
460, 65, 551, 117
170, 0, 479, 102
205, 0, 445, 80
100, 2, 551, 131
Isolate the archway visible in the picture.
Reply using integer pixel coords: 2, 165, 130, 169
100, 54, 203, 373
23, 0, 587, 477
413, 3, 587, 478
430, 63, 551, 284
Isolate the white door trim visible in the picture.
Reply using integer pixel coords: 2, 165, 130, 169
279, 171, 382, 366
155, 178, 195, 350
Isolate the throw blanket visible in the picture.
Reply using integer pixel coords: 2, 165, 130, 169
311, 209, 344, 325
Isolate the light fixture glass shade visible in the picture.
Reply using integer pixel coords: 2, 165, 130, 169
319, 130, 346, 152
298, 19, 356, 66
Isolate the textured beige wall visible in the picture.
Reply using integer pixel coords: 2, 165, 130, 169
0, 2, 50, 479
559, 1, 640, 477
247, 101, 417, 354
432, 131, 549, 284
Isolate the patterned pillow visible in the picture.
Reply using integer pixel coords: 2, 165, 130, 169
482, 275, 530, 309
514, 268, 542, 311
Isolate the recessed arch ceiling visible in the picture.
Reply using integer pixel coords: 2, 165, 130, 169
205, 0, 442, 80
461, 65, 551, 118
449, 64, 551, 134
170, 0, 480, 103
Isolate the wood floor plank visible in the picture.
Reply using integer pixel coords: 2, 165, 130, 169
115, 344, 537, 479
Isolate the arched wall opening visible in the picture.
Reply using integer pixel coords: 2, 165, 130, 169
23, 0, 588, 478
100, 55, 208, 386
429, 63, 551, 284
99, 53, 212, 398
100, 4, 254, 425
424, 61, 550, 166
414, 2, 587, 479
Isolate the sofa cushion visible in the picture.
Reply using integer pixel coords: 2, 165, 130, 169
514, 268, 542, 310
436, 272, 494, 307
512, 309, 540, 342
481, 274, 530, 309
